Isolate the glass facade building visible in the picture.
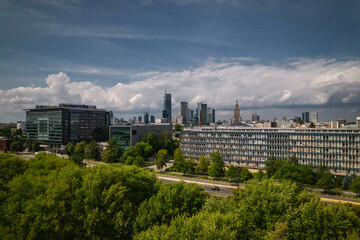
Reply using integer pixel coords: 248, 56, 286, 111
181, 127, 360, 174
26, 104, 110, 146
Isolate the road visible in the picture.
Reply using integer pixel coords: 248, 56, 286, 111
157, 174, 360, 205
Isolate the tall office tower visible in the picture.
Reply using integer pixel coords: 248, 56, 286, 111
150, 115, 155, 123
302, 112, 310, 123
181, 101, 188, 124
144, 112, 149, 124
251, 113, 259, 122
212, 109, 215, 123
356, 117, 360, 128
207, 108, 212, 125
190, 109, 194, 121
163, 93, 172, 123
282, 116, 287, 122
232, 100, 242, 124
311, 111, 318, 123
138, 116, 142, 123
201, 103, 207, 126
133, 117, 137, 123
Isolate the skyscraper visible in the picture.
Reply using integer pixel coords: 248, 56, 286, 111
302, 112, 310, 123
163, 93, 172, 123
181, 101, 188, 124
311, 111, 318, 123
232, 100, 242, 124
200, 103, 207, 126
251, 113, 260, 122
212, 109, 215, 123
144, 112, 149, 124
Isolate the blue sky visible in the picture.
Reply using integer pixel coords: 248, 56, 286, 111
1, 0, 360, 122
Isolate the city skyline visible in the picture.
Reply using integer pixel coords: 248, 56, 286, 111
1, 1, 360, 122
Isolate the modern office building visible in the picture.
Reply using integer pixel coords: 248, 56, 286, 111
302, 112, 310, 123
109, 124, 173, 152
181, 101, 188, 124
25, 104, 110, 146
199, 103, 207, 126
311, 111, 318, 123
163, 93, 172, 123
181, 127, 360, 175
150, 115, 155, 124
251, 113, 260, 122
144, 112, 149, 124
212, 109, 216, 124
357, 117, 360, 128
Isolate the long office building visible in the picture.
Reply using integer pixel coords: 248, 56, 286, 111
26, 104, 110, 146
180, 127, 360, 175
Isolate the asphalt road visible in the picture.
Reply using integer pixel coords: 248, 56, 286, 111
157, 174, 360, 205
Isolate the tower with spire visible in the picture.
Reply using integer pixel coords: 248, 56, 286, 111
162, 83, 172, 123
232, 99, 242, 124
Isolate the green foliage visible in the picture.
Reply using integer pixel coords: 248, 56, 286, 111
0, 154, 159, 239
197, 155, 210, 174
10, 140, 24, 153
239, 167, 253, 182
134, 181, 208, 233
14, 128, 22, 136
208, 151, 225, 179
84, 140, 101, 161
351, 176, 360, 195
0, 126, 12, 139
121, 141, 153, 162
316, 170, 334, 193
256, 169, 265, 181
174, 124, 183, 131
102, 139, 121, 163
0, 154, 28, 191
155, 149, 168, 171
32, 141, 40, 153
64, 142, 75, 156
225, 165, 240, 182
74, 141, 87, 158
309, 122, 316, 128
142, 131, 177, 157
173, 148, 195, 175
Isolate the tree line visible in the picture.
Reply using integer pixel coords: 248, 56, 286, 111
1, 153, 359, 239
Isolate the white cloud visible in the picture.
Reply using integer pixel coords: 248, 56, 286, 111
1, 58, 360, 122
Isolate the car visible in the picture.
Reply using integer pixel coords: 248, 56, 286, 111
211, 186, 220, 191
231, 182, 239, 186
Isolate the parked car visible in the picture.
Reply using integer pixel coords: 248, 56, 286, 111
211, 186, 220, 191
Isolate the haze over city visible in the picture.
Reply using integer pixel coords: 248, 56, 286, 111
1, 0, 360, 122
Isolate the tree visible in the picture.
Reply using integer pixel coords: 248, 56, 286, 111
173, 148, 187, 174
256, 169, 265, 181
134, 181, 208, 233
32, 141, 41, 153
64, 142, 75, 156
265, 155, 286, 177
351, 176, 360, 195
102, 139, 121, 163
174, 124, 183, 131
14, 128, 22, 136
208, 151, 225, 180
10, 140, 24, 153
84, 140, 101, 161
309, 122, 315, 128
316, 171, 334, 193
156, 149, 168, 171
197, 155, 210, 174
226, 165, 240, 183
239, 167, 253, 182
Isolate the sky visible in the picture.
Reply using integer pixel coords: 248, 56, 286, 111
1, 0, 360, 123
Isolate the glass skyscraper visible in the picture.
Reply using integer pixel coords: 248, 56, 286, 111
163, 93, 172, 123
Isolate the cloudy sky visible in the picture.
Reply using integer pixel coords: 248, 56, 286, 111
1, 0, 360, 123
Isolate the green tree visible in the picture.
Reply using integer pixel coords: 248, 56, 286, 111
84, 140, 101, 161
239, 167, 253, 182
134, 181, 208, 233
133, 155, 145, 167
102, 139, 121, 163
142, 132, 159, 154
10, 140, 24, 153
256, 169, 265, 181
316, 170, 334, 193
155, 149, 168, 171
0, 153, 28, 191
14, 128, 22, 136
226, 165, 240, 183
208, 151, 225, 180
32, 141, 41, 153
174, 124, 183, 131
265, 155, 286, 177
197, 155, 210, 174
309, 122, 315, 128
64, 142, 75, 156
351, 176, 360, 195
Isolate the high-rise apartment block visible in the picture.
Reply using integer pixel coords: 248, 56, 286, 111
26, 104, 110, 146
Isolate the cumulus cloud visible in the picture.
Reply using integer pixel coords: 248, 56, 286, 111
1, 57, 360, 122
